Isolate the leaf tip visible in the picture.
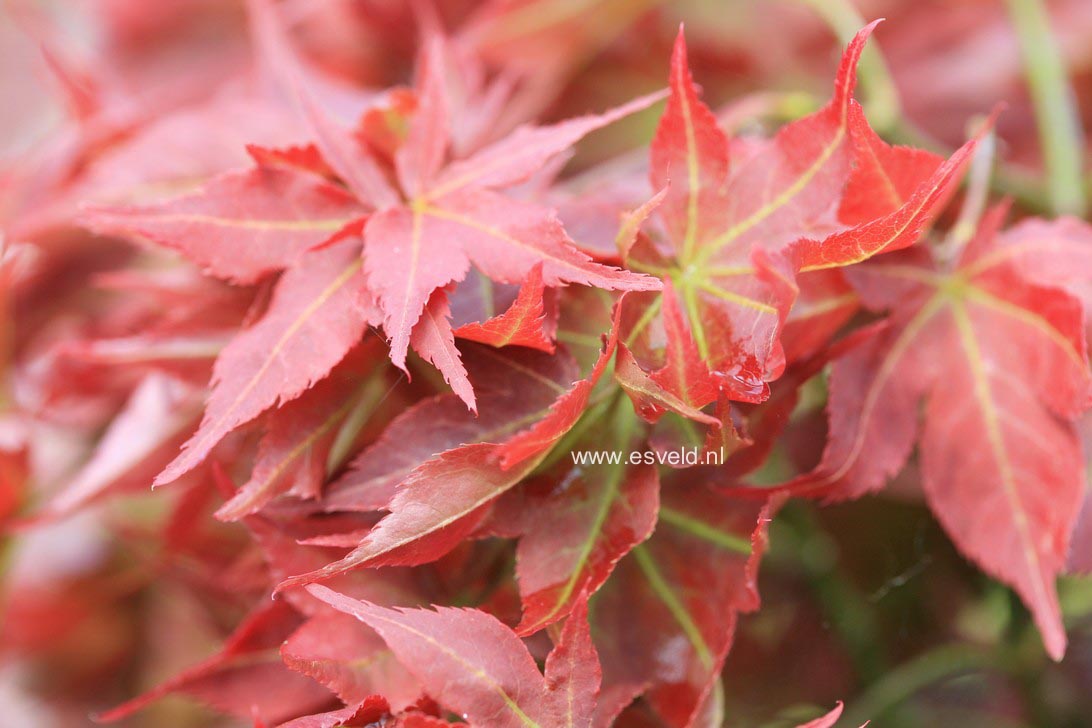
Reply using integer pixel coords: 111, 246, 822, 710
1043, 619, 1068, 662
833, 19, 885, 110
669, 23, 691, 76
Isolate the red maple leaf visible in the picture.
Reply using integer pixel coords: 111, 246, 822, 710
307, 585, 604, 728
621, 22, 982, 410
786, 207, 1092, 660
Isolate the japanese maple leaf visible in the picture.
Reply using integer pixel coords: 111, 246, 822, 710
307, 585, 604, 728
84, 162, 368, 285
214, 342, 388, 521
454, 263, 556, 352
486, 392, 661, 635
796, 702, 851, 728
97, 601, 335, 724
149, 238, 377, 485
322, 342, 580, 513
35, 374, 202, 521
281, 609, 422, 710
624, 22, 980, 406
778, 83, 990, 365
278, 304, 625, 589
786, 208, 1092, 660
592, 477, 776, 728
278, 696, 453, 728
83, 7, 660, 486
250, 0, 660, 384
358, 42, 660, 375
0, 417, 27, 525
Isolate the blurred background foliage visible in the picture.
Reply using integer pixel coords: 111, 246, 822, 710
2, 0, 1092, 726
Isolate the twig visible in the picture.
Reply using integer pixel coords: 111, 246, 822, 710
1005, 0, 1087, 216
841, 643, 999, 726
935, 123, 997, 266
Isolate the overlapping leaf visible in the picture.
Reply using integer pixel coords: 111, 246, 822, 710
281, 609, 421, 710
97, 601, 333, 724
250, 0, 659, 394
489, 394, 660, 635
592, 475, 775, 727
80, 2, 664, 495
307, 585, 604, 728
278, 695, 453, 728
38, 374, 202, 520
280, 309, 623, 589
82, 164, 367, 284
622, 22, 982, 410
785, 211, 1092, 660
454, 263, 556, 352
322, 342, 581, 513
360, 84, 661, 383
156, 240, 376, 484
215, 344, 386, 521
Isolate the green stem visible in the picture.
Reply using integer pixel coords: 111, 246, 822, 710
325, 372, 399, 474
936, 125, 997, 267
1005, 0, 1087, 216
658, 507, 752, 555
534, 388, 618, 472
841, 644, 999, 726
